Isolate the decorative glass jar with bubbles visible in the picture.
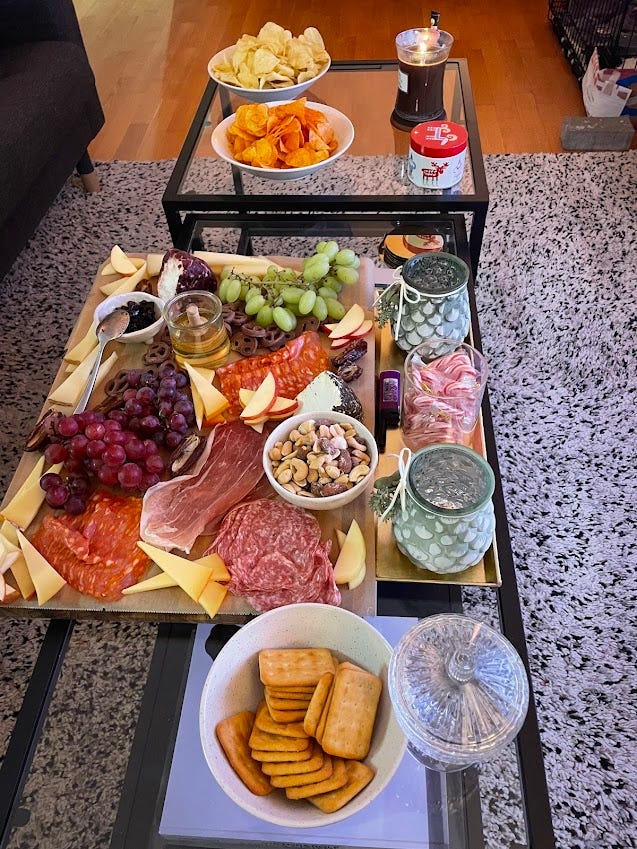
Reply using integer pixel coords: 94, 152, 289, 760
374, 444, 495, 574
375, 252, 470, 352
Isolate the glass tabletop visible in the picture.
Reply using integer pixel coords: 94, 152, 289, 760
171, 60, 486, 204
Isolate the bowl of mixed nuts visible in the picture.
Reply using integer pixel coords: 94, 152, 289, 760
263, 412, 378, 511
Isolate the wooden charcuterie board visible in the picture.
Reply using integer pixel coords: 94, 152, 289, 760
0, 254, 377, 622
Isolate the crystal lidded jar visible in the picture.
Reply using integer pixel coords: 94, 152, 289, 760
388, 614, 529, 772
391, 444, 495, 574
391, 253, 470, 352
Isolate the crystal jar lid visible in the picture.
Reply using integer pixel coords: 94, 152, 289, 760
408, 444, 495, 516
388, 614, 529, 770
401, 252, 469, 297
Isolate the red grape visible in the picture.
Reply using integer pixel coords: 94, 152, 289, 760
169, 412, 187, 432
127, 369, 142, 388
80, 411, 99, 427
97, 465, 120, 487
103, 429, 126, 446
118, 463, 143, 489
56, 416, 80, 438
68, 434, 89, 458
142, 439, 159, 457
103, 444, 126, 467
127, 417, 142, 433
173, 399, 194, 417
84, 457, 103, 475
140, 372, 156, 387
86, 439, 106, 459
175, 372, 188, 388
107, 410, 128, 426
67, 474, 90, 496
158, 384, 176, 401
140, 415, 161, 433
65, 495, 87, 515
64, 457, 84, 474
103, 419, 122, 431
46, 484, 69, 508
159, 361, 176, 377
165, 430, 183, 450
124, 436, 145, 460
140, 472, 160, 491
45, 442, 68, 464
136, 386, 156, 405
123, 388, 138, 402
124, 398, 143, 417
158, 401, 173, 419
145, 454, 165, 475
40, 472, 63, 491
85, 422, 106, 441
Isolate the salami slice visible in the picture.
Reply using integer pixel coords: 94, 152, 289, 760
207, 499, 341, 612
31, 492, 149, 601
140, 420, 267, 553
216, 331, 330, 417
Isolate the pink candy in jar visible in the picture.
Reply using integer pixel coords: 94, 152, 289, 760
401, 341, 488, 450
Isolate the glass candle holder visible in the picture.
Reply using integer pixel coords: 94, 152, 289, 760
391, 444, 495, 574
163, 290, 230, 368
402, 340, 488, 450
394, 28, 454, 125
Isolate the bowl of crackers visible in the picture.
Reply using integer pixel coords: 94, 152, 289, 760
199, 603, 406, 827
211, 99, 354, 181
208, 22, 331, 103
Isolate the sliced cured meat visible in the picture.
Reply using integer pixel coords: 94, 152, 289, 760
216, 332, 330, 417
140, 420, 267, 553
207, 498, 341, 612
31, 492, 149, 601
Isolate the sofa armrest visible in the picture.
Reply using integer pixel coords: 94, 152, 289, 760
0, 0, 85, 49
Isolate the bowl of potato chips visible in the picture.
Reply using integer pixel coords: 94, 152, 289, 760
208, 23, 331, 103
199, 603, 406, 827
211, 98, 354, 181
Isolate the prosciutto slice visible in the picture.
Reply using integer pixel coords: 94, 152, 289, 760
140, 421, 267, 553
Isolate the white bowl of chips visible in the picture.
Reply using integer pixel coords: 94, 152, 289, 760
211, 100, 354, 181
208, 23, 331, 103
199, 603, 406, 827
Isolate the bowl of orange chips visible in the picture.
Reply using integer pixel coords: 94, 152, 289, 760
208, 23, 331, 103
211, 99, 354, 181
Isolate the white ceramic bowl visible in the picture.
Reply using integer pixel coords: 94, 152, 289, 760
208, 45, 331, 103
263, 411, 378, 511
199, 603, 406, 827
94, 291, 165, 345
211, 100, 354, 182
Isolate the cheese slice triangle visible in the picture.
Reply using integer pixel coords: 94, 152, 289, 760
137, 542, 215, 602
0, 459, 63, 530
198, 580, 228, 618
16, 529, 66, 605
65, 319, 99, 364
121, 571, 178, 595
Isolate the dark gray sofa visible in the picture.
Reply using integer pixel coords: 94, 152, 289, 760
0, 0, 105, 280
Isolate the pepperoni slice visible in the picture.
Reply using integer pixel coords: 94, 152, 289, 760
31, 492, 149, 601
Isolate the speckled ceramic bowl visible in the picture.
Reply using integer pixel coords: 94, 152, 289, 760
199, 603, 406, 827
94, 291, 164, 345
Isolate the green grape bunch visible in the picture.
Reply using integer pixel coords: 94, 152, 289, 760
217, 240, 361, 332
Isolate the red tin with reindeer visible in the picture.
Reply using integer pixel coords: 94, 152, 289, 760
408, 121, 468, 189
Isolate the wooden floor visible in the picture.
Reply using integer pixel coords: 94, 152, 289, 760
76, 0, 587, 159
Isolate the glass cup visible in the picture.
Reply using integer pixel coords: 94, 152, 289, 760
401, 339, 488, 450
394, 28, 454, 124
163, 290, 230, 367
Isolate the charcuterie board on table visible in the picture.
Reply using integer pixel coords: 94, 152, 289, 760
0, 248, 377, 622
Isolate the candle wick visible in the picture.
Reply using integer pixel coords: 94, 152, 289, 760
186, 303, 206, 327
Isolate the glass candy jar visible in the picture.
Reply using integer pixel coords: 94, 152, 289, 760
392, 444, 495, 574
381, 253, 470, 353
388, 614, 529, 772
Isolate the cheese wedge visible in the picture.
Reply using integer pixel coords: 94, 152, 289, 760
16, 529, 66, 605
183, 362, 229, 420
194, 552, 230, 582
333, 519, 366, 585
65, 319, 99, 364
197, 580, 228, 618
137, 542, 217, 602
121, 572, 178, 595
49, 350, 118, 407
0, 457, 46, 528
0, 522, 35, 599
100, 261, 148, 296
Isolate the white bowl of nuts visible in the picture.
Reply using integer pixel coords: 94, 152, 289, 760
263, 412, 378, 511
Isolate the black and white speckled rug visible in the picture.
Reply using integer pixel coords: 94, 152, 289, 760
0, 153, 636, 849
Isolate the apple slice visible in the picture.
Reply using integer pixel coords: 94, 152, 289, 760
333, 519, 366, 585
100, 261, 148, 296
110, 245, 137, 276
250, 421, 265, 433
328, 304, 365, 340
335, 528, 347, 552
100, 261, 117, 276
240, 371, 277, 420
347, 561, 367, 590
344, 319, 373, 339
146, 253, 165, 277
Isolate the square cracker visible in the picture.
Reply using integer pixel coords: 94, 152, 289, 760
255, 700, 308, 739
249, 725, 310, 752
309, 760, 376, 813
315, 676, 335, 745
303, 671, 333, 737
321, 667, 382, 760
261, 742, 324, 776
215, 711, 272, 796
251, 746, 313, 762
269, 754, 333, 788
285, 757, 348, 799
264, 692, 308, 723
259, 648, 336, 687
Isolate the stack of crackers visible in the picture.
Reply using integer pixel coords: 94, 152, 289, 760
215, 647, 382, 813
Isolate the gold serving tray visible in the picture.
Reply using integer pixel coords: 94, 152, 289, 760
374, 321, 502, 588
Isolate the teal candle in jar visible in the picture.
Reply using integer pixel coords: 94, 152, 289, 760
392, 444, 495, 573
389, 253, 470, 352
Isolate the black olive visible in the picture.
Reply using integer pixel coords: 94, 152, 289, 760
119, 300, 157, 333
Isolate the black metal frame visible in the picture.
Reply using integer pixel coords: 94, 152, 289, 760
162, 60, 489, 278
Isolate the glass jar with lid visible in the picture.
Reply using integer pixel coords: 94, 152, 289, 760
392, 444, 495, 574
388, 614, 529, 772
376, 252, 470, 353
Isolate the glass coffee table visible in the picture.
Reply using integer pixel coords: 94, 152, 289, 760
162, 59, 489, 277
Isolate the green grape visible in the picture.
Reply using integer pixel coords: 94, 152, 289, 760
322, 275, 342, 293
312, 295, 328, 322
217, 278, 230, 302
298, 290, 317, 315
245, 295, 266, 315
333, 248, 357, 267
287, 302, 302, 316
319, 240, 340, 261
351, 256, 361, 269
239, 282, 249, 300
279, 268, 298, 282
248, 275, 262, 287
303, 264, 329, 284
280, 286, 305, 304
317, 286, 335, 300
303, 254, 330, 274
246, 285, 262, 302
220, 266, 233, 281
325, 298, 346, 320
273, 306, 297, 332
256, 304, 274, 328
335, 265, 359, 286
225, 278, 242, 303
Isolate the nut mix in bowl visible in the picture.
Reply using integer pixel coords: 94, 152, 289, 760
263, 412, 378, 511
208, 22, 330, 102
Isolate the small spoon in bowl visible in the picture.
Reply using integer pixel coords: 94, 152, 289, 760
74, 309, 130, 414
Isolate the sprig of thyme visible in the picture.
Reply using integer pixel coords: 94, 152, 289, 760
369, 473, 400, 520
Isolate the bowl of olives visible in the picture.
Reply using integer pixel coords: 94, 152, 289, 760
94, 292, 165, 344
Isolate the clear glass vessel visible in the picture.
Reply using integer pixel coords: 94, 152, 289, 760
388, 614, 529, 772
